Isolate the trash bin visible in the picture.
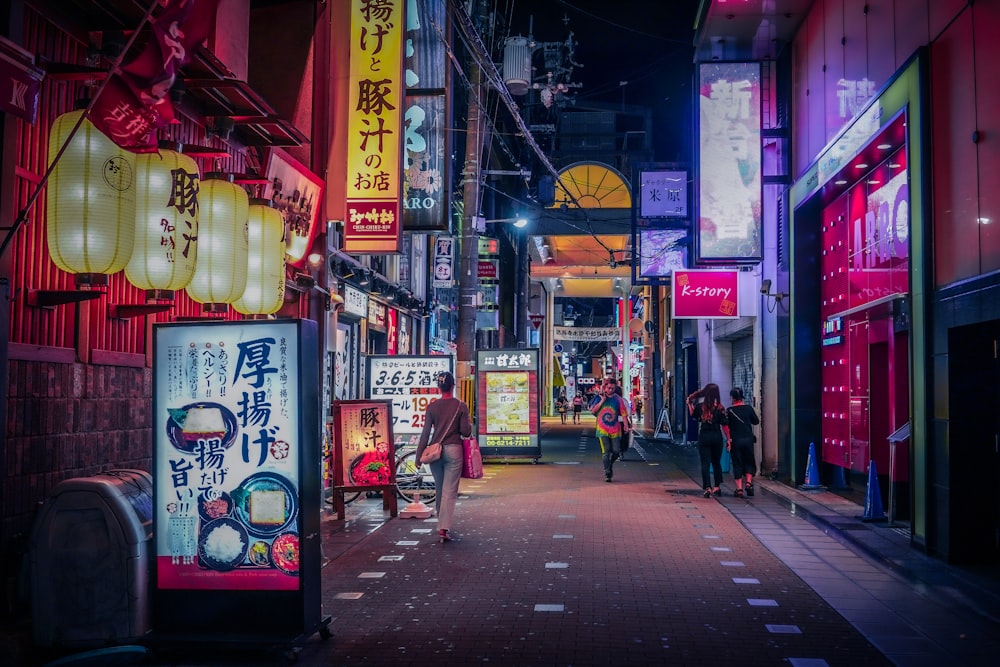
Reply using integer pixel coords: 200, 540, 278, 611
29, 469, 153, 648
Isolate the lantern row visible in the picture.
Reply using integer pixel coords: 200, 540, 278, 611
45, 109, 287, 316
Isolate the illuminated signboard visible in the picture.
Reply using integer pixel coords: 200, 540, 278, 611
640, 170, 688, 218
365, 355, 454, 446
671, 269, 739, 319
476, 348, 540, 459
697, 62, 761, 262
345, 0, 404, 253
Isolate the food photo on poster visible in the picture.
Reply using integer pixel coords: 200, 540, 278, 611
154, 322, 303, 592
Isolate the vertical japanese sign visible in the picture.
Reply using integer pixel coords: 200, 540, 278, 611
432, 235, 455, 287
476, 349, 541, 459
403, 0, 447, 231
697, 62, 761, 262
332, 401, 396, 490
152, 320, 320, 597
365, 355, 454, 446
345, 0, 404, 253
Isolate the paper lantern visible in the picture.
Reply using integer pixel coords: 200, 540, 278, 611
185, 173, 248, 311
233, 200, 287, 315
46, 109, 136, 283
126, 143, 200, 299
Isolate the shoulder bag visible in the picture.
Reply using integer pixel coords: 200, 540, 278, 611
421, 402, 460, 464
461, 433, 484, 479
728, 406, 757, 442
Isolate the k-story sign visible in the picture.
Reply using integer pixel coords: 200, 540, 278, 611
671, 270, 739, 319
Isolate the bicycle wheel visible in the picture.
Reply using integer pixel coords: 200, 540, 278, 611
395, 450, 437, 504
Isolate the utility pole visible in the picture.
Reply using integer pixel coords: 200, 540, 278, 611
456, 1, 485, 368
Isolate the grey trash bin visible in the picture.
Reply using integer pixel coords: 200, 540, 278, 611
29, 469, 153, 648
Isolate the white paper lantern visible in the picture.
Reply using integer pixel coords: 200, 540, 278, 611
185, 173, 248, 311
46, 109, 136, 282
126, 143, 200, 299
233, 200, 286, 315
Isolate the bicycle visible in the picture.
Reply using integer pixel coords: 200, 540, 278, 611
335, 446, 437, 506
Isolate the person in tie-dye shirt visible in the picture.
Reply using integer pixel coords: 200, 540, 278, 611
589, 377, 631, 482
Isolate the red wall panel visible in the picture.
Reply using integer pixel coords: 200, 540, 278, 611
974, 1, 1000, 273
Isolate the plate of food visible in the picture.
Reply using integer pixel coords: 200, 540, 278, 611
231, 471, 297, 538
166, 402, 238, 454
271, 532, 299, 575
348, 452, 393, 486
197, 490, 233, 523
248, 539, 271, 567
197, 517, 248, 571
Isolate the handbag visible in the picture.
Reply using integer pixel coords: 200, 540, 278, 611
421, 402, 461, 464
461, 436, 484, 479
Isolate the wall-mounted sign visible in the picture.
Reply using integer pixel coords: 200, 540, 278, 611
345, 0, 404, 253
553, 326, 620, 341
671, 269, 739, 319
343, 285, 368, 318
368, 299, 387, 331
263, 148, 322, 266
432, 236, 455, 288
697, 62, 762, 262
640, 170, 688, 218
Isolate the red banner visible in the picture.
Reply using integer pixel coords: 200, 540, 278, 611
671, 269, 739, 319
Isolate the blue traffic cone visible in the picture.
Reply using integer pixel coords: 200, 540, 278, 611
860, 460, 887, 522
830, 464, 849, 489
798, 441, 825, 490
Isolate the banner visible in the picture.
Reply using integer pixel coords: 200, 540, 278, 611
552, 326, 621, 342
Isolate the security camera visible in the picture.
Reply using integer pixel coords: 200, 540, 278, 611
760, 279, 772, 295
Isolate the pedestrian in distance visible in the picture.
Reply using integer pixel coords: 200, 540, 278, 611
687, 383, 729, 497
557, 393, 569, 424
726, 387, 760, 498
589, 377, 632, 482
415, 371, 473, 543
633, 394, 643, 421
572, 393, 584, 423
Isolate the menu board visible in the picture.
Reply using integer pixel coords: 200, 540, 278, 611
476, 349, 540, 459
332, 400, 395, 490
365, 355, 453, 446
151, 319, 323, 639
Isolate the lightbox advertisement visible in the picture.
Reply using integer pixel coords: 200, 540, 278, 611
475, 348, 541, 460
152, 320, 320, 597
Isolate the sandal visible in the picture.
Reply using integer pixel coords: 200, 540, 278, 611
703, 489, 712, 498
734, 488, 744, 498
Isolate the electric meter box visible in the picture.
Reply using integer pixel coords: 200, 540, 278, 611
29, 469, 153, 648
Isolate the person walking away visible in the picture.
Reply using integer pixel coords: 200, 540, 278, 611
415, 371, 473, 543
557, 393, 568, 424
633, 394, 643, 421
589, 377, 632, 482
572, 393, 584, 423
726, 387, 760, 497
687, 383, 729, 497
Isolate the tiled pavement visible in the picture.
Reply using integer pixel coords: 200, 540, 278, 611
7, 418, 1000, 666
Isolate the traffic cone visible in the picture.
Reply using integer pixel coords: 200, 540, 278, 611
830, 464, 849, 489
859, 460, 887, 522
798, 441, 825, 490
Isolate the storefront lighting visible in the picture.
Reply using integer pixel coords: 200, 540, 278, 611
233, 199, 286, 316
186, 173, 249, 312
126, 142, 199, 300
46, 109, 136, 284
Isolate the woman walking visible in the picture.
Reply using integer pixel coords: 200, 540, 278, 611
415, 371, 473, 543
726, 387, 760, 497
687, 383, 729, 497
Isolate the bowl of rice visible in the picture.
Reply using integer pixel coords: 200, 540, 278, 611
198, 517, 249, 571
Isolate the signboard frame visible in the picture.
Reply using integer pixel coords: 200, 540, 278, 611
151, 319, 328, 644
475, 348, 541, 461
330, 399, 398, 519
365, 355, 455, 447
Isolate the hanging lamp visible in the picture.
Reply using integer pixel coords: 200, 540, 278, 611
126, 142, 200, 300
185, 172, 248, 313
46, 108, 136, 286
232, 199, 286, 316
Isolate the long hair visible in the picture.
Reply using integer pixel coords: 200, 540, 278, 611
695, 383, 722, 423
